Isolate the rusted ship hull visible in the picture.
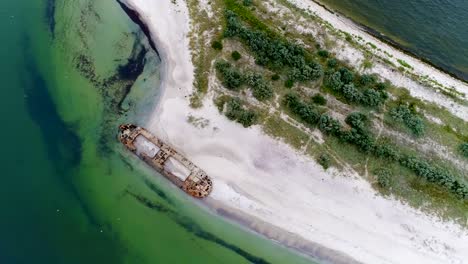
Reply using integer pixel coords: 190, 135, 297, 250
118, 124, 212, 198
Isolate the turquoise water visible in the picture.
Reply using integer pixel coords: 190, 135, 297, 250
318, 0, 468, 81
1, 0, 315, 263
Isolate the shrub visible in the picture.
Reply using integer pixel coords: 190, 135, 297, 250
215, 60, 244, 90
225, 97, 257, 127
342, 83, 362, 102
211, 40, 223, 50
312, 94, 327, 105
224, 11, 323, 82
375, 82, 389, 90
345, 112, 368, 131
318, 114, 342, 136
242, 0, 253, 6
361, 89, 384, 106
325, 71, 343, 91
317, 154, 331, 169
271, 73, 280, 81
339, 67, 354, 84
244, 72, 273, 101
375, 168, 391, 188
284, 93, 320, 126
317, 50, 329, 58
327, 58, 337, 68
231, 50, 242, 61
284, 79, 294, 88
460, 143, 468, 158
374, 143, 399, 161
359, 74, 377, 86
389, 105, 425, 136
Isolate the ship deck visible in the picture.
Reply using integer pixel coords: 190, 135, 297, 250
118, 124, 212, 198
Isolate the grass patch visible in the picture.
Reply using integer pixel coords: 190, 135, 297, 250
263, 115, 310, 149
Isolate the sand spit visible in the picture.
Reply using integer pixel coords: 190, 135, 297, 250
284, 0, 468, 121
120, 0, 468, 263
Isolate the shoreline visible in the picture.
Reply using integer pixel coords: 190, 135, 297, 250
310, 0, 468, 84
119, 0, 468, 263
284, 0, 468, 121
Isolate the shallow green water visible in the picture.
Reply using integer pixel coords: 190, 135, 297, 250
318, 0, 468, 81
1, 0, 316, 263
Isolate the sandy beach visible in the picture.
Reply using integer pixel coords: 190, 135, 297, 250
120, 0, 468, 263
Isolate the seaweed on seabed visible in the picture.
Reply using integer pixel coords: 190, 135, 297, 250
142, 177, 174, 205
126, 190, 272, 264
45, 0, 56, 38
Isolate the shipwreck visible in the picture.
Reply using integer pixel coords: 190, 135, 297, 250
118, 124, 212, 198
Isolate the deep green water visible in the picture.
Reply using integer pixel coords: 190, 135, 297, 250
317, 0, 468, 81
1, 0, 314, 263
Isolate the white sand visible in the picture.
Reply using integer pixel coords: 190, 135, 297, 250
121, 0, 468, 263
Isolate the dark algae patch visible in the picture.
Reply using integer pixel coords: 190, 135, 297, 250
45, 0, 56, 37
126, 190, 271, 264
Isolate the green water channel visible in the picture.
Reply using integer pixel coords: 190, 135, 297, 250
0, 0, 315, 263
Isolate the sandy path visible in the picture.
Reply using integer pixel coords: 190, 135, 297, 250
121, 0, 468, 263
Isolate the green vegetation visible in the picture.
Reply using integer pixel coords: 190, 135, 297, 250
242, 0, 252, 6
389, 105, 425, 136
459, 143, 468, 158
215, 60, 243, 90
317, 153, 331, 169
215, 60, 273, 101
244, 71, 274, 101
231, 50, 242, 60
397, 59, 412, 69
284, 79, 294, 88
317, 50, 329, 58
375, 168, 392, 188
223, 97, 257, 127
284, 93, 468, 200
327, 58, 337, 68
211, 40, 223, 50
224, 10, 323, 83
201, 0, 468, 222
324, 68, 387, 107
263, 116, 309, 149
311, 93, 327, 105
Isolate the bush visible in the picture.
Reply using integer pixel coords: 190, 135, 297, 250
342, 83, 362, 102
345, 112, 368, 131
327, 58, 337, 68
225, 97, 257, 127
318, 114, 342, 136
312, 94, 327, 105
284, 79, 294, 88
211, 40, 223, 50
215, 60, 244, 90
361, 89, 384, 106
231, 50, 242, 61
389, 105, 425, 136
317, 154, 331, 169
339, 67, 354, 84
460, 143, 468, 158
359, 74, 377, 86
375, 168, 391, 188
244, 72, 273, 101
271, 73, 280, 81
242, 0, 253, 6
374, 143, 400, 161
317, 50, 329, 58
224, 11, 323, 82
325, 71, 343, 91
284, 93, 320, 126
